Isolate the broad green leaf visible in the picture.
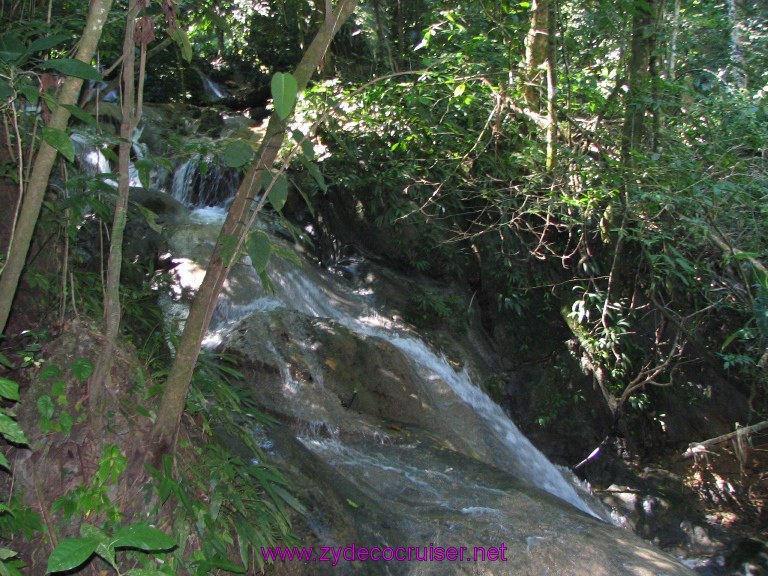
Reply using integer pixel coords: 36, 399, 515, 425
62, 104, 97, 128
219, 233, 239, 267
23, 34, 71, 60
41, 59, 102, 82
40, 365, 63, 380
46, 537, 100, 573
291, 129, 315, 159
0, 378, 19, 402
19, 80, 39, 106
269, 174, 288, 211
169, 28, 192, 62
42, 128, 75, 162
37, 395, 55, 421
112, 523, 176, 552
221, 140, 253, 168
0, 547, 17, 560
0, 352, 12, 369
0, 80, 13, 101
271, 72, 297, 120
70, 358, 94, 383
0, 413, 27, 446
246, 231, 271, 273
0, 452, 10, 471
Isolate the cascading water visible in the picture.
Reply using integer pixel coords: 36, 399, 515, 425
170, 154, 242, 207
158, 141, 696, 575
164, 187, 595, 515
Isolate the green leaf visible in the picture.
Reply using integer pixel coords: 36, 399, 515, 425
0, 378, 19, 402
42, 127, 75, 162
19, 79, 39, 106
62, 104, 97, 128
70, 358, 94, 383
125, 569, 169, 576
0, 352, 12, 369
0, 80, 13, 102
206, 555, 245, 573
41, 59, 102, 82
219, 233, 239, 267
37, 396, 55, 420
271, 484, 307, 515
133, 159, 153, 190
271, 72, 298, 120
0, 548, 17, 561
265, 173, 288, 211
221, 140, 253, 168
0, 413, 28, 446
46, 537, 100, 573
169, 28, 193, 62
0, 452, 9, 471
40, 365, 62, 380
112, 523, 176, 552
22, 34, 71, 60
298, 155, 326, 194
246, 231, 271, 273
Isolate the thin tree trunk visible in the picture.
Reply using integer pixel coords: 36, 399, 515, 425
666, 0, 681, 80
545, 0, 557, 171
0, 0, 114, 335
524, 0, 550, 109
89, 0, 141, 434
149, 0, 358, 459
726, 0, 747, 89
621, 0, 655, 164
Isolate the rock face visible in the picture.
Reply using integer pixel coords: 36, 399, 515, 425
221, 309, 697, 576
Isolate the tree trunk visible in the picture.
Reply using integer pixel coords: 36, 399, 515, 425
545, 0, 558, 171
89, 0, 142, 434
524, 0, 550, 109
726, 0, 747, 89
149, 0, 359, 460
621, 0, 655, 164
0, 0, 114, 335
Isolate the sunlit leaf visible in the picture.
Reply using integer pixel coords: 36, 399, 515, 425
271, 72, 297, 120
169, 28, 193, 62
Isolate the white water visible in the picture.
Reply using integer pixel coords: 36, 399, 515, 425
265, 265, 597, 517
164, 187, 597, 518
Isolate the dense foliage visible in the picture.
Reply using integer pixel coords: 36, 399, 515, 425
0, 0, 767, 573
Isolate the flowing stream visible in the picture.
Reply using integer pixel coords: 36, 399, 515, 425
118, 118, 699, 574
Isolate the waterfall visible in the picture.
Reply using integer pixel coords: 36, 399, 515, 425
193, 67, 230, 102
248, 263, 597, 517
170, 155, 241, 207
71, 131, 146, 189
